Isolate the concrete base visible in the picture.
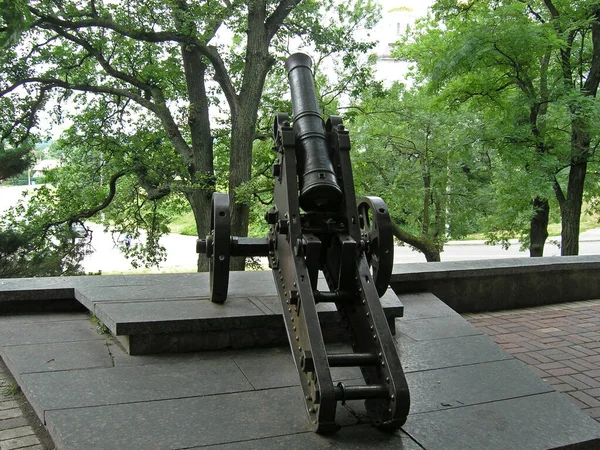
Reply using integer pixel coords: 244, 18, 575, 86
0, 272, 403, 354
0, 273, 599, 449
391, 256, 600, 312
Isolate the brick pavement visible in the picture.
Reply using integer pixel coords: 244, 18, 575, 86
0, 359, 53, 450
464, 299, 600, 424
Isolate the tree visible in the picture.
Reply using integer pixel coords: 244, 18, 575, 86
0, 0, 379, 271
396, 0, 600, 256
348, 82, 493, 261
0, 145, 33, 181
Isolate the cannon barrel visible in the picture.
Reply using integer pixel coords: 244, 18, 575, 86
285, 53, 342, 212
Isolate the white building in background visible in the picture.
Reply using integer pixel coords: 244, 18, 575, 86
374, 0, 435, 84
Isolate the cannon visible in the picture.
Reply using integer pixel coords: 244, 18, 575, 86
196, 53, 409, 432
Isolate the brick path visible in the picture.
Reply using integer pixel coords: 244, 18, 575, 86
464, 299, 600, 424
0, 359, 53, 450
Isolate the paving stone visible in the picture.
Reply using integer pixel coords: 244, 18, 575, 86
0, 318, 98, 347
45, 387, 312, 450
0, 408, 21, 420
405, 359, 553, 414
190, 425, 422, 450
398, 292, 459, 320
94, 297, 268, 335
569, 391, 600, 408
0, 417, 27, 432
1, 340, 116, 374
0, 313, 86, 325
0, 434, 41, 449
403, 392, 600, 450
0, 425, 35, 441
0, 401, 18, 411
230, 346, 361, 391
395, 334, 511, 373
396, 316, 482, 342
230, 347, 297, 390
20, 358, 254, 420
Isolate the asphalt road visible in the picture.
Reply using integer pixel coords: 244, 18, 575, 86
81, 222, 600, 273
2, 185, 599, 274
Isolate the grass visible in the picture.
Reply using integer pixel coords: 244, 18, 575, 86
168, 212, 197, 236
91, 314, 111, 335
166, 203, 600, 242
461, 210, 599, 241
1, 380, 20, 397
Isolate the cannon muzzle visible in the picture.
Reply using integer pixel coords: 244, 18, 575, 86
285, 53, 342, 212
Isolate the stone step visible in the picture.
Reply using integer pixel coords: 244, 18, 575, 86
1, 271, 403, 355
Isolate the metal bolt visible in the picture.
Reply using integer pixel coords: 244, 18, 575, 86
272, 163, 281, 177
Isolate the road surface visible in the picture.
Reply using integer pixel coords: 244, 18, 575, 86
81, 223, 600, 274
2, 185, 599, 274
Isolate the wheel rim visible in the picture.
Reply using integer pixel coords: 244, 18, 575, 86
357, 196, 394, 297
209, 193, 231, 303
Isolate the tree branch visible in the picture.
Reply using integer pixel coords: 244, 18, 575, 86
265, 0, 302, 40
29, 5, 239, 111
39, 23, 156, 94
43, 169, 130, 235
391, 222, 441, 262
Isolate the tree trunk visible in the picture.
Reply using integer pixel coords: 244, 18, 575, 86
560, 161, 587, 255
186, 189, 213, 272
529, 197, 549, 257
179, 44, 216, 272
546, 1, 600, 256
229, 112, 254, 271
392, 223, 441, 262
227, 2, 274, 270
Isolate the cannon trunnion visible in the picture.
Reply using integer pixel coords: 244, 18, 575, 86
197, 53, 410, 432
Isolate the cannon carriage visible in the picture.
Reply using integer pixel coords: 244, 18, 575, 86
197, 53, 410, 432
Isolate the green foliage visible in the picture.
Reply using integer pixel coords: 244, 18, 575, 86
349, 82, 493, 254
0, 0, 32, 47
0, 144, 34, 181
0, 186, 90, 277
393, 0, 600, 252
0, 0, 382, 274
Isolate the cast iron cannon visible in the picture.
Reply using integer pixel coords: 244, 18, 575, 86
197, 53, 410, 432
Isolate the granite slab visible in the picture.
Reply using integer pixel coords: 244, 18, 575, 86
231, 345, 362, 391
190, 425, 422, 450
405, 359, 553, 414
21, 358, 254, 421
94, 297, 268, 335
403, 392, 600, 449
1, 340, 116, 373
0, 317, 100, 347
396, 315, 482, 341
44, 387, 311, 450
398, 292, 459, 320
396, 334, 512, 373
2, 279, 600, 449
